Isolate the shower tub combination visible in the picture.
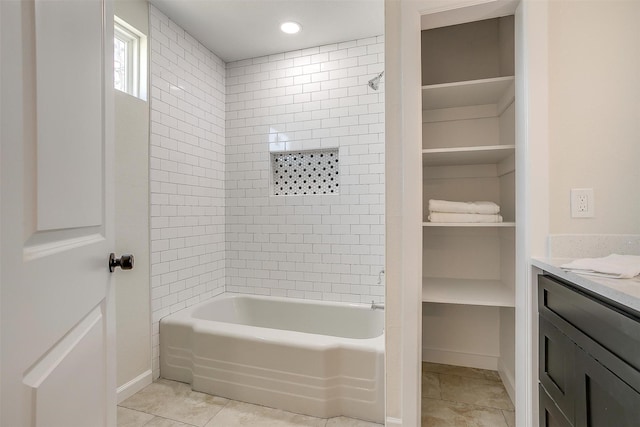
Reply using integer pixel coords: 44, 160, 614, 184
160, 293, 385, 423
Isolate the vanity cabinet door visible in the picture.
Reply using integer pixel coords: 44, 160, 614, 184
539, 273, 640, 427
540, 385, 573, 427
574, 345, 640, 427
539, 316, 575, 423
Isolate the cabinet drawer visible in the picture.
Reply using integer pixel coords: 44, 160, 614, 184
539, 316, 575, 423
539, 385, 572, 427
539, 275, 640, 374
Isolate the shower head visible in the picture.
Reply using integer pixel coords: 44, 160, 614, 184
367, 71, 384, 91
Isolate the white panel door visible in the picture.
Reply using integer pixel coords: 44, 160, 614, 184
1, 0, 117, 426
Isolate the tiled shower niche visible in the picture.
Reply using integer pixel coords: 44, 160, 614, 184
271, 149, 340, 196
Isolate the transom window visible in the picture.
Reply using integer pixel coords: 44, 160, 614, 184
114, 16, 147, 100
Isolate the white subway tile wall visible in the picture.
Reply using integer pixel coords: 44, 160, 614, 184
225, 37, 385, 303
149, 5, 226, 378
149, 6, 385, 378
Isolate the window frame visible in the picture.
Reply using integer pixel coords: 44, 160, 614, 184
114, 16, 147, 100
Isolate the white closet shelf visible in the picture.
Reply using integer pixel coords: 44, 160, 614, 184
422, 76, 515, 111
422, 277, 515, 307
422, 145, 515, 167
423, 222, 515, 227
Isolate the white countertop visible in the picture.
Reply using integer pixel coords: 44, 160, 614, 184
531, 257, 640, 313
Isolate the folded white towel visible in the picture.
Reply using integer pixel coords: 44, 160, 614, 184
428, 199, 500, 215
561, 254, 640, 279
427, 212, 503, 223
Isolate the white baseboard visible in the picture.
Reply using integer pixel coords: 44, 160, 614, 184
117, 369, 153, 404
385, 416, 402, 426
497, 359, 516, 405
422, 347, 499, 371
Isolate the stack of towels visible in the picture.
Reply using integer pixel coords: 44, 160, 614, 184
427, 199, 503, 223
561, 254, 640, 279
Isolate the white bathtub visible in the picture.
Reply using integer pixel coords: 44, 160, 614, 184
160, 293, 385, 423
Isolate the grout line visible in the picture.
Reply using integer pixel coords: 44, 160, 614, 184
501, 409, 515, 427
118, 395, 215, 427
422, 370, 503, 383
143, 414, 200, 427
501, 410, 509, 427
118, 406, 199, 427
421, 363, 502, 378
203, 398, 233, 426
427, 395, 514, 413
437, 372, 503, 384
422, 396, 511, 414
118, 404, 156, 417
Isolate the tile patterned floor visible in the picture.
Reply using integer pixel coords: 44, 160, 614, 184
118, 379, 382, 427
421, 362, 515, 427
119, 363, 515, 427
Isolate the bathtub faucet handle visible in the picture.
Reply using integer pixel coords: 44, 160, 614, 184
370, 300, 385, 310
377, 269, 385, 284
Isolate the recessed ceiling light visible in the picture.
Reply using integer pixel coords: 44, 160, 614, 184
280, 21, 301, 34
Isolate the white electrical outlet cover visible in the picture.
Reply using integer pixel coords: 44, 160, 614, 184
571, 188, 595, 218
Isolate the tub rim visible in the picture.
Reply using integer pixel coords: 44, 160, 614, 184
160, 292, 385, 352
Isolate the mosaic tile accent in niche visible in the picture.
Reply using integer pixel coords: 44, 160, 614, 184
271, 149, 339, 196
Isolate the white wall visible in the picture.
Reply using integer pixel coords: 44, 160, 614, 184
149, 5, 226, 378
114, 0, 151, 400
548, 0, 640, 235
224, 37, 385, 303
384, 0, 424, 424
422, 304, 500, 368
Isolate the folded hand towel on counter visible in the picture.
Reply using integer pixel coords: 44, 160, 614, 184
427, 212, 503, 223
561, 254, 640, 279
428, 199, 500, 215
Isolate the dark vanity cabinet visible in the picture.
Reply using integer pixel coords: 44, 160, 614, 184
538, 274, 640, 427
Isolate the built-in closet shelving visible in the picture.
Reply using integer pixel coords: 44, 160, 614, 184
422, 277, 514, 307
420, 14, 517, 396
421, 74, 516, 302
422, 145, 515, 168
421, 76, 514, 111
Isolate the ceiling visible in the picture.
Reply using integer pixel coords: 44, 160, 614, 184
148, 0, 384, 63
